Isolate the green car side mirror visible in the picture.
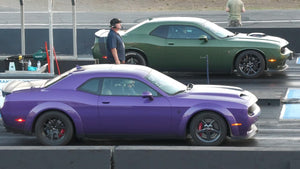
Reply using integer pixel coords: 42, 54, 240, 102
199, 35, 208, 42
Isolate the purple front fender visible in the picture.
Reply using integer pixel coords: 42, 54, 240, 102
177, 102, 239, 138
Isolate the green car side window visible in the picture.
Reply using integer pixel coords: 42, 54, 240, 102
150, 25, 168, 38
151, 25, 212, 40
167, 25, 212, 40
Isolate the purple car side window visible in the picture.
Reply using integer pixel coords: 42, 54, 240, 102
101, 78, 158, 97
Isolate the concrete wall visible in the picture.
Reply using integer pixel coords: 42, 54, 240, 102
0, 146, 112, 169
0, 28, 299, 56
1, 146, 300, 169
114, 146, 300, 169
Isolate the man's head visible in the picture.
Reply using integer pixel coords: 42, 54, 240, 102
110, 18, 122, 30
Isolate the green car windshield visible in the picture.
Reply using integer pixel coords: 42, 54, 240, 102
146, 70, 186, 95
204, 21, 235, 38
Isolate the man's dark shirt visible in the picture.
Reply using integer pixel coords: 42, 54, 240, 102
106, 29, 125, 63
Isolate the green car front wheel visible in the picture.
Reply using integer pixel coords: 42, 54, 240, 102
235, 50, 265, 78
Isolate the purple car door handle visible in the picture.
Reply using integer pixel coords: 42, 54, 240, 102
102, 101, 110, 104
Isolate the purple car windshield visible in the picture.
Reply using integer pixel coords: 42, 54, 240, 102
146, 70, 186, 95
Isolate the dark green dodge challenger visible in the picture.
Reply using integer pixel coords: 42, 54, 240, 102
92, 17, 293, 78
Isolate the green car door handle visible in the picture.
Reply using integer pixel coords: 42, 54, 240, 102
168, 42, 174, 45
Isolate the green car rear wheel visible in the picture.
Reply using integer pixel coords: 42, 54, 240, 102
125, 51, 146, 65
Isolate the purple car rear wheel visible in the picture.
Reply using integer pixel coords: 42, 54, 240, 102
189, 112, 227, 146
35, 111, 74, 146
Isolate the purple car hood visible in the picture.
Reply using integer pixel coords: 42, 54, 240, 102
2, 79, 47, 94
186, 85, 257, 104
189, 84, 242, 96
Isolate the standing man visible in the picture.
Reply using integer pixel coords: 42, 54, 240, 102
106, 18, 125, 64
226, 0, 246, 27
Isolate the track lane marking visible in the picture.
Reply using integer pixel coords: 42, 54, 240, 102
280, 88, 300, 120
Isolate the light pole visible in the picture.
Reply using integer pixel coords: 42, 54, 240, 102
20, 0, 25, 55
72, 0, 78, 59
48, 0, 54, 74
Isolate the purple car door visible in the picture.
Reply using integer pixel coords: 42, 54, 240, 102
98, 78, 172, 136
77, 78, 102, 134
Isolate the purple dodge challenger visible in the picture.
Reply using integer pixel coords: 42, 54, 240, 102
0, 64, 260, 146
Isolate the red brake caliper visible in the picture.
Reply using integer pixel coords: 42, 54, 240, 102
58, 129, 65, 138
198, 122, 203, 137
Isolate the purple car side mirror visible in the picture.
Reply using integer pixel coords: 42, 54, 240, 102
142, 91, 154, 101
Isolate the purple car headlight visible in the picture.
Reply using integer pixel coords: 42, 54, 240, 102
248, 104, 260, 117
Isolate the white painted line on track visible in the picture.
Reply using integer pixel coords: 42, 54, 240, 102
0, 23, 136, 26
255, 137, 300, 140
260, 128, 300, 132
0, 11, 88, 14
215, 20, 300, 24
285, 88, 290, 99
0, 136, 35, 139
280, 104, 286, 120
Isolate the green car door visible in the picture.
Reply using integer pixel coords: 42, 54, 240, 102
149, 24, 233, 73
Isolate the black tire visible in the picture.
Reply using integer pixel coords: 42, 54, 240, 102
235, 50, 265, 78
125, 51, 146, 65
189, 112, 227, 146
35, 111, 74, 146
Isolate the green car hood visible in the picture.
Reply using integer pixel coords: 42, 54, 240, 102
233, 33, 289, 47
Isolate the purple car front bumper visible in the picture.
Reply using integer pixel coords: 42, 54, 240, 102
230, 103, 261, 139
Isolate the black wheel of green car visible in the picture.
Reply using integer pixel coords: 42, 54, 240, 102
125, 51, 146, 65
189, 112, 227, 146
35, 111, 74, 146
235, 50, 265, 78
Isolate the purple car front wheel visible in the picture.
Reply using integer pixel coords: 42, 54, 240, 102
189, 112, 227, 146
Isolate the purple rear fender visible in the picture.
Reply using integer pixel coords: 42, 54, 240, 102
176, 102, 238, 137
24, 102, 84, 136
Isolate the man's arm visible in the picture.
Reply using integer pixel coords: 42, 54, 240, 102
241, 6, 245, 13
225, 1, 230, 12
241, 1, 246, 12
111, 48, 121, 64
226, 7, 230, 12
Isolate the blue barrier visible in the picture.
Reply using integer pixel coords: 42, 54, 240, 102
281, 88, 300, 119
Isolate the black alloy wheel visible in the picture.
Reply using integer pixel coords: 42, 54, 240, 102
189, 112, 227, 146
35, 111, 74, 146
235, 50, 265, 78
125, 51, 146, 65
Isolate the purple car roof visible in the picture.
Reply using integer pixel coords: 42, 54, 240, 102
74, 64, 152, 78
